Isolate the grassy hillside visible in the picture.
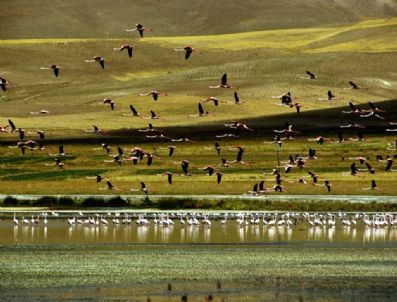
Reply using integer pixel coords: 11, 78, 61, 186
0, 18, 396, 132
1, 0, 396, 39
0, 3, 397, 196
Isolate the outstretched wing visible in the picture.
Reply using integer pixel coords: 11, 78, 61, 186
349, 81, 358, 89
221, 73, 227, 86
130, 105, 138, 115
185, 49, 192, 60
8, 119, 16, 130
198, 103, 204, 115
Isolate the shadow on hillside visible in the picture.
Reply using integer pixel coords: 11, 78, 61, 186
1, 99, 396, 145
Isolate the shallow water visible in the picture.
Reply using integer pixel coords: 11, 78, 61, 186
1, 219, 397, 245
1, 215, 397, 301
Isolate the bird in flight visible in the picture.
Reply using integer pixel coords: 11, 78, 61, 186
99, 181, 121, 191
233, 91, 243, 105
142, 110, 162, 120
45, 158, 65, 169
103, 99, 115, 110
201, 96, 223, 107
139, 90, 167, 101
159, 145, 177, 156
40, 65, 60, 77
161, 172, 173, 184
189, 103, 209, 117
299, 71, 316, 80
209, 74, 233, 89
125, 23, 152, 37
85, 125, 105, 135
93, 143, 111, 154
173, 45, 200, 60
346, 81, 368, 90
131, 182, 150, 195
122, 105, 141, 117
0, 77, 13, 92
362, 179, 380, 191
30, 109, 50, 115
113, 44, 134, 58
85, 56, 106, 69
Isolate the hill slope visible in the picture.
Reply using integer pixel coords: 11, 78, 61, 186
1, 0, 397, 39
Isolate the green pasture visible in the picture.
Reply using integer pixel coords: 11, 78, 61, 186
0, 3, 397, 196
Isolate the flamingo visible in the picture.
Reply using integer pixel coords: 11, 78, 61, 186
189, 103, 208, 117
13, 213, 18, 225
85, 125, 105, 135
299, 71, 316, 80
173, 45, 200, 60
203, 142, 221, 155
103, 99, 115, 110
93, 143, 111, 154
233, 91, 243, 104
30, 109, 50, 115
49, 145, 68, 157
215, 171, 223, 184
139, 90, 167, 101
85, 56, 105, 69
0, 77, 12, 92
143, 110, 162, 120
125, 23, 152, 37
201, 96, 224, 107
113, 44, 134, 58
131, 182, 149, 195
99, 181, 121, 191
44, 158, 64, 169
161, 172, 173, 184
271, 92, 292, 105
40, 64, 60, 77
122, 105, 141, 117
228, 145, 245, 164
362, 179, 380, 191
209, 73, 233, 89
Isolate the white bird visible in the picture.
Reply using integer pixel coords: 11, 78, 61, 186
13, 213, 19, 225
101, 215, 108, 225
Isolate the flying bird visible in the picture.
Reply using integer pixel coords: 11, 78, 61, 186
130, 182, 149, 194
85, 125, 105, 135
299, 71, 316, 80
103, 99, 115, 110
113, 44, 134, 58
125, 23, 152, 37
233, 91, 243, 104
0, 77, 12, 92
40, 64, 60, 77
215, 171, 223, 184
85, 56, 105, 69
209, 73, 233, 89
99, 181, 120, 191
139, 90, 167, 101
173, 45, 200, 60
189, 103, 208, 117
122, 105, 140, 117
161, 172, 173, 184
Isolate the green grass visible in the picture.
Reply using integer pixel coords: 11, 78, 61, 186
1, 3, 397, 198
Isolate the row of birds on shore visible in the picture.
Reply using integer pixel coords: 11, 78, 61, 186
9, 211, 397, 228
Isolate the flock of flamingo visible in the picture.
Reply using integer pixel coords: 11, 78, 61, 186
1, 22, 396, 195
9, 211, 397, 229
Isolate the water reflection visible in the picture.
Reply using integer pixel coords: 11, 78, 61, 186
1, 220, 397, 245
